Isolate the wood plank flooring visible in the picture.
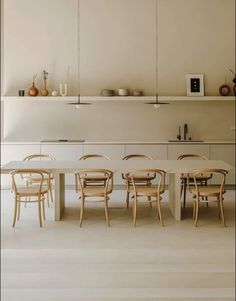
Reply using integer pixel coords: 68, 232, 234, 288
1, 189, 235, 301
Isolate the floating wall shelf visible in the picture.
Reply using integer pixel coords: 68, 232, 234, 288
1, 96, 235, 102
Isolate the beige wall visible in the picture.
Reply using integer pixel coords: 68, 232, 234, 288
1, 0, 235, 141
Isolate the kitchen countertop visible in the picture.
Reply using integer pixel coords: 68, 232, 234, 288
1, 140, 235, 145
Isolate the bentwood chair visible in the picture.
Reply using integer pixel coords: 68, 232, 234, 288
10, 169, 51, 227
189, 169, 228, 227
177, 154, 212, 208
122, 154, 155, 208
79, 154, 110, 187
124, 169, 166, 227
75, 169, 113, 227
23, 154, 55, 206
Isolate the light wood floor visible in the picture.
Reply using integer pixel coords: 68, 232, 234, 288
1, 189, 235, 301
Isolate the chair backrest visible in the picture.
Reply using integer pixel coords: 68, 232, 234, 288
23, 154, 55, 161
125, 169, 166, 194
191, 168, 228, 195
123, 154, 153, 160
75, 169, 113, 194
10, 169, 51, 195
177, 154, 208, 160
79, 154, 110, 160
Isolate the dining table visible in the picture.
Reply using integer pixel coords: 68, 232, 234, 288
1, 159, 233, 221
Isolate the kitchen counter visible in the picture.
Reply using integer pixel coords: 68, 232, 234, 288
1, 140, 235, 145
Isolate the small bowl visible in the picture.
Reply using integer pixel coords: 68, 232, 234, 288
132, 90, 143, 96
118, 88, 129, 96
101, 89, 115, 96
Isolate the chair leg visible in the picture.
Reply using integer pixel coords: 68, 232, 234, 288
38, 197, 42, 227
183, 179, 187, 208
49, 185, 54, 203
42, 197, 46, 220
157, 197, 163, 226
147, 181, 152, 208
17, 201, 21, 220
148, 196, 152, 208
126, 191, 130, 208
180, 182, 183, 197
193, 200, 196, 220
79, 197, 84, 227
217, 198, 221, 219
104, 197, 110, 227
194, 199, 199, 227
219, 197, 226, 227
47, 192, 50, 208
204, 180, 209, 207
12, 197, 18, 228
133, 197, 137, 227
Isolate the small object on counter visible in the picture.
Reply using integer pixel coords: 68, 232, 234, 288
51, 90, 58, 96
28, 74, 38, 96
229, 69, 236, 96
219, 84, 231, 96
41, 70, 49, 96
132, 90, 143, 96
177, 125, 181, 140
18, 90, 25, 96
118, 88, 129, 96
101, 89, 115, 96
60, 83, 67, 96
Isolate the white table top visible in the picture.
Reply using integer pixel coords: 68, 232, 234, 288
1, 160, 233, 174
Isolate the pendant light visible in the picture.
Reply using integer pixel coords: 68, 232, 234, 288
68, 0, 91, 107
146, 0, 169, 108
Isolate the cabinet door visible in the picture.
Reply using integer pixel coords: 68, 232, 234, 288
168, 144, 210, 160
1, 144, 41, 187
41, 144, 83, 160
83, 144, 125, 159
125, 144, 167, 160
83, 145, 125, 184
41, 144, 83, 185
210, 144, 235, 185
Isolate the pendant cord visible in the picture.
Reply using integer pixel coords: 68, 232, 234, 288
78, 0, 80, 104
155, 0, 158, 104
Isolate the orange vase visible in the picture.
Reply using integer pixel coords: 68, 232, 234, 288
28, 82, 38, 96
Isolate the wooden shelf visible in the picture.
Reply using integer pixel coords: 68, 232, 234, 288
1, 96, 235, 102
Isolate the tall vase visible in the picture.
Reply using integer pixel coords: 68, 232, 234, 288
28, 82, 38, 96
41, 79, 49, 96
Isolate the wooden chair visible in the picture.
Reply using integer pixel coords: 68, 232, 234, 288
177, 154, 212, 208
10, 169, 51, 227
124, 169, 166, 227
75, 169, 113, 227
23, 154, 55, 206
189, 169, 228, 227
80, 154, 110, 161
79, 154, 110, 187
122, 154, 155, 208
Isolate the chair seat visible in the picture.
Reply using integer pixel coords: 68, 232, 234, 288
129, 185, 164, 196
181, 174, 211, 181
23, 174, 53, 183
82, 175, 107, 182
79, 186, 113, 197
124, 174, 155, 181
190, 186, 225, 197
16, 186, 49, 197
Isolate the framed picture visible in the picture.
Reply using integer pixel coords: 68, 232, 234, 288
186, 74, 204, 96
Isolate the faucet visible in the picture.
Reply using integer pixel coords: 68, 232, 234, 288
177, 125, 181, 140
184, 123, 188, 140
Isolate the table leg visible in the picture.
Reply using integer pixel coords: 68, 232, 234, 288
168, 173, 181, 221
54, 172, 65, 221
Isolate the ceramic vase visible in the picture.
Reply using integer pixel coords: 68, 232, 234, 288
28, 82, 38, 96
